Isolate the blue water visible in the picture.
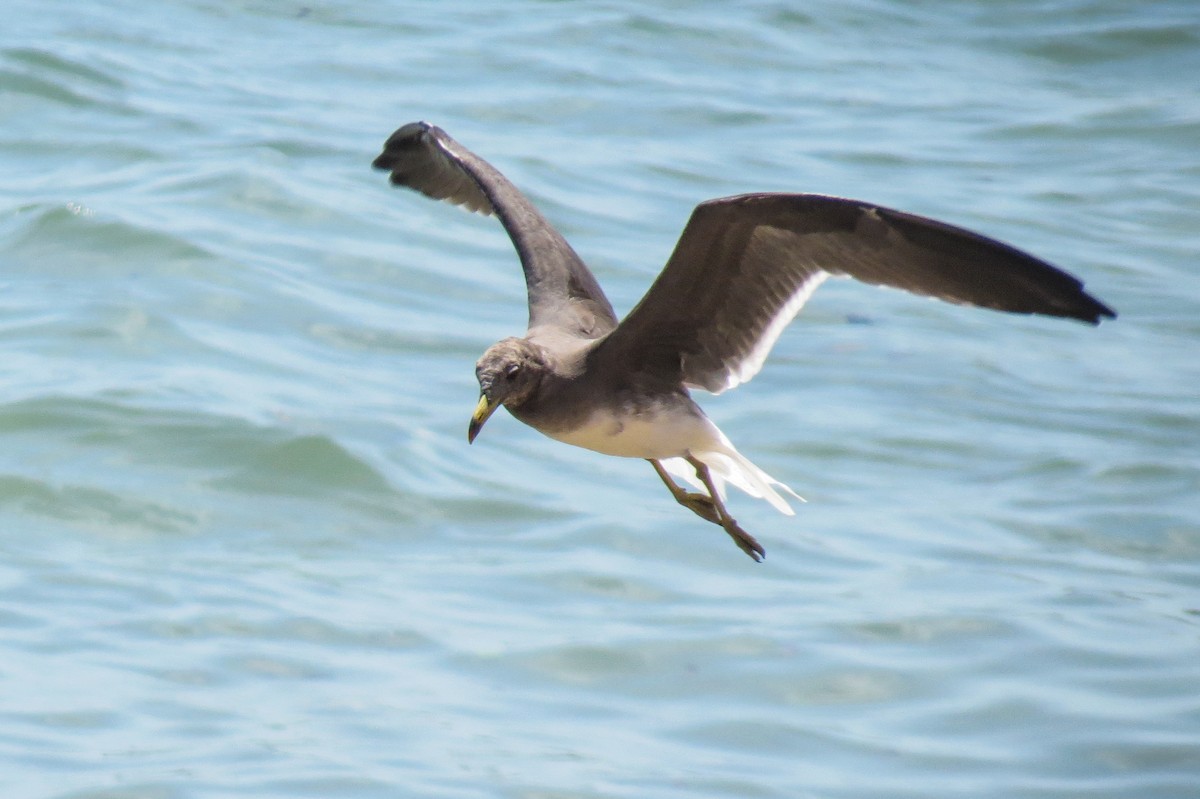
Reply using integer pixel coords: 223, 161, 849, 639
2, 1, 1198, 797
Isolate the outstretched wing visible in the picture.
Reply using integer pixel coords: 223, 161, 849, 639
593, 193, 1116, 394
373, 122, 618, 337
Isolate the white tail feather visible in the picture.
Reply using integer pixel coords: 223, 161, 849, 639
660, 427, 803, 516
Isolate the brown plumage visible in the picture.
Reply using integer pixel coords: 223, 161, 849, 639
374, 121, 1115, 560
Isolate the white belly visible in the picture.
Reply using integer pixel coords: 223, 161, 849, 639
535, 404, 801, 515
545, 407, 719, 460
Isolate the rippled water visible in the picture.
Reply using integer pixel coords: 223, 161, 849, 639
2, 1, 1198, 797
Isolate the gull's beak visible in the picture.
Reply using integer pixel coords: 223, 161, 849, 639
468, 393, 500, 444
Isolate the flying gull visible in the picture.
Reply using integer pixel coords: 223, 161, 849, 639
372, 122, 1116, 561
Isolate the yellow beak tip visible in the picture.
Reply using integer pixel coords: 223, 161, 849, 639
468, 395, 496, 444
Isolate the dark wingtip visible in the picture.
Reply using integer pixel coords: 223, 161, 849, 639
1076, 295, 1118, 326
372, 120, 434, 171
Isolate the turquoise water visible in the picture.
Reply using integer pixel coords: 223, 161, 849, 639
2, 1, 1198, 797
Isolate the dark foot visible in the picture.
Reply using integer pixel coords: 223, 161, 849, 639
649, 459, 722, 524
682, 455, 766, 562
721, 518, 765, 562
647, 458, 767, 562
677, 491, 722, 525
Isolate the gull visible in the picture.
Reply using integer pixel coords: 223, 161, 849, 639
373, 122, 1115, 560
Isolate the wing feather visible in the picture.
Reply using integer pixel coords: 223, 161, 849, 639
594, 193, 1115, 393
374, 123, 618, 336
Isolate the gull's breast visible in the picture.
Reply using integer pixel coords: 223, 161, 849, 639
542, 403, 719, 461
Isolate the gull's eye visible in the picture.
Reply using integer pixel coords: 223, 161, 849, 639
505, 363, 521, 379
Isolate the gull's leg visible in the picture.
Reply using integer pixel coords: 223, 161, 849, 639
647, 459, 721, 525
685, 455, 766, 562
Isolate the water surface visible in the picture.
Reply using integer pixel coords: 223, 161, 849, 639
2, 1, 1198, 797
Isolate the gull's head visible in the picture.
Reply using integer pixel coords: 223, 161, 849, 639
469, 337, 548, 443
